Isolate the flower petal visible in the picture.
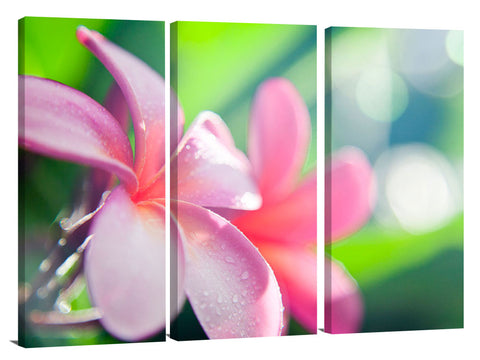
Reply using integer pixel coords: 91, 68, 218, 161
325, 257, 363, 334
142, 111, 261, 209
326, 146, 376, 243
171, 200, 284, 338
103, 82, 130, 133
85, 187, 165, 341
256, 242, 317, 333
233, 172, 317, 246
19, 75, 137, 193
77, 26, 165, 187
249, 78, 311, 203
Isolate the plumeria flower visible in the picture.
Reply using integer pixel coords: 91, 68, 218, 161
19, 27, 284, 341
325, 146, 376, 333
231, 78, 317, 333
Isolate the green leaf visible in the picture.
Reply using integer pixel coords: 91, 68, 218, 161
327, 214, 463, 288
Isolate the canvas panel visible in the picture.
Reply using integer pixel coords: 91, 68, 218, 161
325, 27, 463, 333
170, 21, 317, 340
18, 17, 166, 347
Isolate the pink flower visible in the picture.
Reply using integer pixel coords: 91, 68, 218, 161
325, 147, 376, 334
19, 27, 283, 341
232, 78, 317, 333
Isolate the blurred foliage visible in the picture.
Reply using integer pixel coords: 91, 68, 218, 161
327, 215, 463, 288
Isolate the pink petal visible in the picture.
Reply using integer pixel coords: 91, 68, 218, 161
19, 75, 137, 193
326, 146, 376, 243
325, 257, 363, 334
171, 200, 284, 338
233, 172, 317, 246
141, 111, 261, 209
256, 242, 317, 333
103, 82, 130, 133
103, 82, 185, 155
77, 26, 166, 188
249, 78, 311, 203
88, 83, 130, 199
85, 187, 165, 341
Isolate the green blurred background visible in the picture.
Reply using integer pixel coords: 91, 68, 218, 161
19, 17, 165, 346
325, 27, 463, 332
170, 21, 317, 339
171, 21, 317, 175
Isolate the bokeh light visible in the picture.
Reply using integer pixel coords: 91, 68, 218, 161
374, 144, 462, 234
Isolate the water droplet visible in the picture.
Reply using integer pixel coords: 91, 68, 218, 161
59, 217, 70, 230
217, 294, 223, 303
200, 303, 207, 309
232, 294, 239, 303
57, 301, 71, 314
225, 256, 235, 264
216, 308, 222, 316
240, 271, 249, 280
203, 290, 209, 297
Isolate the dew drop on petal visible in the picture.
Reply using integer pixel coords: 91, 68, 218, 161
57, 301, 71, 314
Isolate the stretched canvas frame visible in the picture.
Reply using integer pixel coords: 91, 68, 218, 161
18, 17, 166, 347
170, 21, 317, 340
325, 27, 463, 333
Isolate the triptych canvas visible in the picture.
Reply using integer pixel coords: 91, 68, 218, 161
18, 17, 463, 347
